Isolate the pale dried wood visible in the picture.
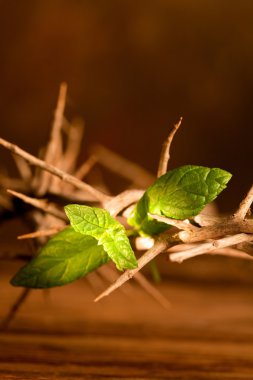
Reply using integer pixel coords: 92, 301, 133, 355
170, 233, 253, 263
105, 189, 144, 216
62, 118, 84, 174
94, 239, 171, 302
149, 213, 198, 232
0, 137, 110, 202
91, 144, 155, 187
134, 272, 171, 310
0, 288, 30, 330
38, 83, 67, 195
233, 183, 253, 220
157, 117, 182, 177
17, 227, 63, 240
75, 155, 97, 180
178, 219, 253, 243
11, 154, 32, 184
7, 189, 66, 220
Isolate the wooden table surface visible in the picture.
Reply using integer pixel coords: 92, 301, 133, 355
1, 258, 253, 380
0, 218, 253, 379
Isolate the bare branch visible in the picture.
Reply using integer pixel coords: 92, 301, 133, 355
233, 183, 253, 220
61, 118, 84, 174
193, 214, 224, 227
38, 82, 67, 195
18, 227, 63, 240
95, 214, 253, 302
178, 219, 253, 243
104, 189, 144, 216
7, 189, 66, 220
12, 154, 32, 184
97, 266, 133, 297
98, 256, 170, 311
213, 247, 253, 260
122, 204, 135, 218
0, 137, 110, 203
149, 213, 198, 232
85, 272, 106, 295
91, 144, 154, 187
170, 233, 253, 263
94, 238, 172, 302
0, 289, 30, 330
75, 155, 97, 180
134, 272, 171, 310
49, 188, 98, 203
87, 166, 112, 195
0, 174, 29, 192
157, 117, 183, 177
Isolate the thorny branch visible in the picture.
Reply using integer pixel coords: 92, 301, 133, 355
0, 289, 31, 330
0, 137, 110, 203
0, 84, 252, 325
91, 144, 154, 188
0, 85, 177, 326
95, 202, 253, 301
7, 189, 66, 220
38, 82, 67, 196
157, 117, 182, 177
233, 183, 253, 220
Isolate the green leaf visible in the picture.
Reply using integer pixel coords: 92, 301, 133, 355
128, 165, 232, 236
11, 227, 109, 288
65, 205, 138, 271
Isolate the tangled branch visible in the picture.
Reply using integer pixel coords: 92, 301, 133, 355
0, 83, 252, 327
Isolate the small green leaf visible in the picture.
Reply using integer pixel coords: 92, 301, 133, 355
11, 227, 109, 288
128, 165, 232, 235
65, 205, 138, 271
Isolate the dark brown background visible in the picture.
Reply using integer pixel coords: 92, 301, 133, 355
1, 3, 253, 378
0, 0, 253, 210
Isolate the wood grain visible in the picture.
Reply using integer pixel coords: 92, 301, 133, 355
1, 220, 253, 379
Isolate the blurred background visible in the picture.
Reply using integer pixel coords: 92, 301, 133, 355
0, 0, 253, 211
1, 5, 253, 377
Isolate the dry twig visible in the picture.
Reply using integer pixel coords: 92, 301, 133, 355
193, 214, 224, 227
157, 117, 182, 177
12, 154, 32, 184
105, 189, 144, 216
133, 272, 171, 310
91, 144, 154, 187
149, 213, 198, 232
95, 183, 253, 301
212, 247, 253, 260
94, 238, 173, 302
75, 155, 97, 180
0, 289, 31, 330
233, 183, 253, 220
170, 233, 253, 263
7, 189, 66, 220
178, 219, 253, 243
38, 83, 67, 195
62, 118, 84, 174
0, 137, 110, 203
18, 227, 63, 240
1, 84, 252, 320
